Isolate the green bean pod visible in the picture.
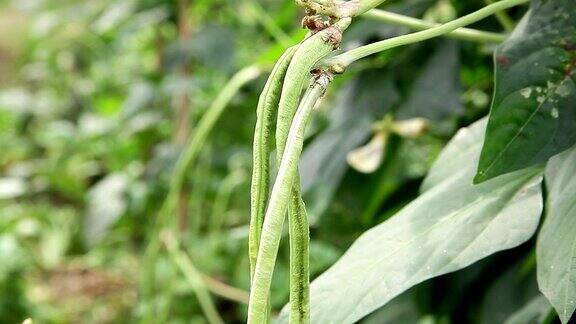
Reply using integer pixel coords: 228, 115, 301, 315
274, 19, 349, 324
287, 175, 310, 324
249, 46, 298, 280
248, 72, 332, 324
275, 19, 349, 158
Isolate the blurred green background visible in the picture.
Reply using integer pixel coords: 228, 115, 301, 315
0, 0, 552, 323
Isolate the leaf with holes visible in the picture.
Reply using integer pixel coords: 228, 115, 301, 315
475, 0, 576, 183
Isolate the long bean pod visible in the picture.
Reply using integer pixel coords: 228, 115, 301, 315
248, 73, 332, 324
273, 19, 348, 324
287, 175, 310, 324
275, 19, 350, 157
250, 46, 298, 280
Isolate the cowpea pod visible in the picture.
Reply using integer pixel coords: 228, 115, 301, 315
274, 19, 349, 324
287, 175, 310, 324
248, 72, 333, 324
250, 46, 298, 281
275, 18, 350, 158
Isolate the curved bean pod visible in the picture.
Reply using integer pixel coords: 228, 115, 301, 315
274, 19, 349, 324
248, 73, 333, 324
250, 46, 298, 280
275, 19, 349, 158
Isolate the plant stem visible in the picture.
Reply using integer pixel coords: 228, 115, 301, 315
169, 65, 262, 201
175, 0, 193, 232
484, 0, 515, 31
323, 0, 528, 70
248, 0, 293, 47
162, 231, 224, 324
163, 231, 250, 304
363, 9, 507, 43
247, 73, 331, 324
142, 65, 262, 320
201, 275, 250, 304
209, 172, 244, 234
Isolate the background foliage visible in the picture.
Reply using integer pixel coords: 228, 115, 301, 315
0, 0, 571, 323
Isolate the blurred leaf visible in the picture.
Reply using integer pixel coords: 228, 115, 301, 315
167, 24, 236, 72
0, 235, 26, 279
301, 71, 399, 220
504, 295, 552, 324
284, 120, 543, 323
360, 292, 420, 324
84, 173, 129, 246
398, 40, 463, 122
0, 178, 27, 200
537, 145, 576, 323
480, 262, 539, 324
475, 0, 576, 183
120, 82, 155, 119
92, 1, 136, 34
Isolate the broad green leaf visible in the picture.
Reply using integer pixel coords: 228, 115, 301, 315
504, 295, 552, 324
280, 120, 543, 323
475, 0, 576, 183
537, 145, 576, 323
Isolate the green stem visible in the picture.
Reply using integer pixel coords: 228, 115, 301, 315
164, 232, 250, 304
248, 0, 293, 47
209, 172, 244, 234
141, 65, 262, 320
323, 0, 528, 70
247, 73, 331, 324
162, 231, 224, 324
484, 0, 515, 32
363, 9, 507, 43
201, 275, 250, 304
169, 65, 262, 205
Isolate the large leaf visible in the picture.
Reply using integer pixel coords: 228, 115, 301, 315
280, 120, 543, 323
475, 0, 576, 183
537, 145, 576, 323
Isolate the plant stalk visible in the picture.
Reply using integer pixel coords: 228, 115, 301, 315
142, 65, 262, 319
363, 9, 507, 43
323, 0, 528, 71
162, 231, 224, 324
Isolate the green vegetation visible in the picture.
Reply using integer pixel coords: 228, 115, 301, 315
1, 0, 575, 323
